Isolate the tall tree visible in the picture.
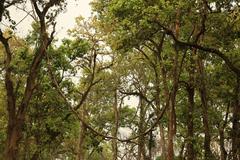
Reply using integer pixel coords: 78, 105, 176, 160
0, 1, 66, 159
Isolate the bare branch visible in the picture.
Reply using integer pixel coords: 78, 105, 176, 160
31, 0, 41, 18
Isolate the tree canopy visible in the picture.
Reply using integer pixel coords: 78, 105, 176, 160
0, 0, 239, 160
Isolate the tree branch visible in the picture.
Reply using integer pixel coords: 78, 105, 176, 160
152, 21, 240, 76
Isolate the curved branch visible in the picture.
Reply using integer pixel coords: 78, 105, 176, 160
47, 53, 168, 143
153, 21, 240, 76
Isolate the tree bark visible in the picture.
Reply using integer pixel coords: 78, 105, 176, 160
153, 55, 167, 160
161, 65, 171, 160
167, 9, 180, 160
197, 57, 213, 160
77, 105, 87, 160
137, 96, 147, 160
218, 103, 229, 160
159, 124, 167, 160
77, 122, 86, 160
112, 89, 118, 160
232, 77, 240, 160
185, 50, 196, 160
186, 85, 195, 160
0, 30, 18, 160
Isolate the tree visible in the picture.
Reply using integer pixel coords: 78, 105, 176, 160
92, 0, 240, 159
0, 1, 66, 159
0, 0, 239, 159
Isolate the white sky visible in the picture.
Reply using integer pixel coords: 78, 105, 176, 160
6, 0, 92, 39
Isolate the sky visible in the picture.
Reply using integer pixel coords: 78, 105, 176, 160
7, 0, 92, 39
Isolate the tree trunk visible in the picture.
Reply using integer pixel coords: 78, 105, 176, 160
153, 59, 167, 160
219, 127, 227, 160
77, 122, 86, 160
137, 96, 146, 160
167, 101, 175, 160
218, 103, 229, 160
167, 9, 180, 160
161, 65, 171, 160
5, 122, 21, 160
148, 130, 153, 160
197, 57, 213, 160
232, 77, 240, 160
186, 50, 196, 160
1, 2, 56, 159
77, 105, 87, 160
186, 86, 195, 160
159, 124, 167, 160
112, 89, 118, 160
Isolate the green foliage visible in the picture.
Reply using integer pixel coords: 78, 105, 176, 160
0, 0, 239, 159
58, 38, 90, 61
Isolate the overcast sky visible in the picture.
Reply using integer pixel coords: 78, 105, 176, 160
7, 0, 92, 39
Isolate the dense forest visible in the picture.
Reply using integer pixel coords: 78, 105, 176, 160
0, 0, 240, 160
